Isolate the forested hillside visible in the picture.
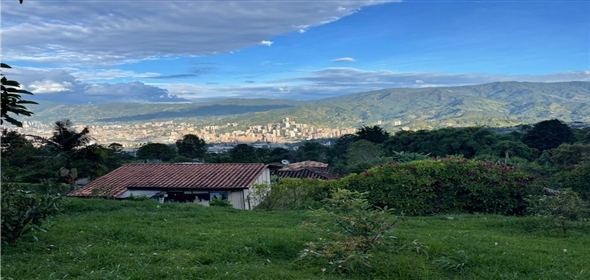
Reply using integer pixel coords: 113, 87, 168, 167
27, 82, 590, 130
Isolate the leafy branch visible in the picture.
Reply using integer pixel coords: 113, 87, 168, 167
1, 63, 38, 127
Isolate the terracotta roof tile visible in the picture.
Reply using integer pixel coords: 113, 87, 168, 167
272, 169, 328, 180
68, 163, 267, 198
280, 160, 328, 171
271, 161, 334, 179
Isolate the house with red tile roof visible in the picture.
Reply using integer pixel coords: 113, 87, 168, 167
68, 163, 270, 210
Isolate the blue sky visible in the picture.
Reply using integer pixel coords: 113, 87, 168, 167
2, 0, 589, 103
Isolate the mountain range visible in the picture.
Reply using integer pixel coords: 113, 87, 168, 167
27, 81, 590, 130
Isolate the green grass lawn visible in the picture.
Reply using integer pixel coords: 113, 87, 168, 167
2, 199, 589, 279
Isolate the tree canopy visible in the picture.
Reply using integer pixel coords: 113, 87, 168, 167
137, 143, 177, 162
522, 119, 575, 152
355, 125, 390, 144
175, 134, 206, 159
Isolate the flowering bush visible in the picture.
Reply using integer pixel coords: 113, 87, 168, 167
334, 156, 537, 216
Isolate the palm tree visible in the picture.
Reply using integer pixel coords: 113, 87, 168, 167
28, 119, 93, 188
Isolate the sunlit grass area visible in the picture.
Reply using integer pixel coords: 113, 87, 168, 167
2, 199, 589, 280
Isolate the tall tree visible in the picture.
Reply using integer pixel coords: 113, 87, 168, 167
328, 134, 356, 164
1, 129, 38, 176
47, 120, 91, 167
355, 125, 390, 144
492, 140, 538, 162
229, 144, 258, 163
522, 119, 575, 152
175, 134, 207, 159
45, 120, 92, 186
345, 140, 386, 168
137, 143, 177, 162
295, 142, 329, 162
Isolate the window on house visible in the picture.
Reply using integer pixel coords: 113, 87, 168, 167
210, 192, 229, 201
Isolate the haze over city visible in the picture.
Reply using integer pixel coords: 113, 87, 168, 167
2, 0, 589, 104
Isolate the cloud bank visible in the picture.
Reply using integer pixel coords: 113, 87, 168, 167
1, 0, 395, 66
7, 66, 589, 103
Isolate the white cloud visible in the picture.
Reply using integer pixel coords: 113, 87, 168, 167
10, 66, 590, 103
71, 69, 161, 81
153, 69, 590, 101
28, 80, 74, 93
260, 40, 274, 47
5, 67, 189, 103
331, 57, 356, 62
1, 1, 395, 66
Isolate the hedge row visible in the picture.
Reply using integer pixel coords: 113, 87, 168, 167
326, 157, 537, 216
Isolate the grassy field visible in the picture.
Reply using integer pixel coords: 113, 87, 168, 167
2, 198, 589, 279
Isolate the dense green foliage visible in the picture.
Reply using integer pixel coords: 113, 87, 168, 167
1, 63, 38, 127
332, 157, 537, 216
2, 199, 589, 279
228, 143, 258, 163
136, 143, 177, 161
521, 119, 575, 152
251, 178, 331, 211
1, 185, 62, 243
528, 188, 589, 234
175, 134, 206, 159
354, 125, 390, 144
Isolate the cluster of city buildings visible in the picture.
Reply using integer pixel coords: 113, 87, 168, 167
15, 118, 358, 147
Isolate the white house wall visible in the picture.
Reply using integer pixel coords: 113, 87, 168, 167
246, 168, 272, 209
229, 191, 245, 210
254, 168, 271, 185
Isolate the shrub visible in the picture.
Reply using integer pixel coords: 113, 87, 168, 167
554, 161, 590, 201
210, 197, 232, 207
128, 193, 153, 201
336, 156, 537, 216
1, 184, 62, 243
251, 178, 332, 211
300, 189, 398, 275
528, 188, 589, 234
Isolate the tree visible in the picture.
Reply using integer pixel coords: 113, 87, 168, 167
46, 119, 91, 168
28, 120, 94, 186
522, 119, 575, 152
492, 140, 538, 162
229, 144, 258, 163
269, 147, 294, 163
175, 134, 206, 159
328, 134, 356, 164
1, 129, 39, 180
108, 142, 124, 152
1, 63, 38, 127
137, 143, 177, 162
295, 142, 329, 162
346, 140, 386, 167
551, 143, 590, 171
355, 125, 390, 144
